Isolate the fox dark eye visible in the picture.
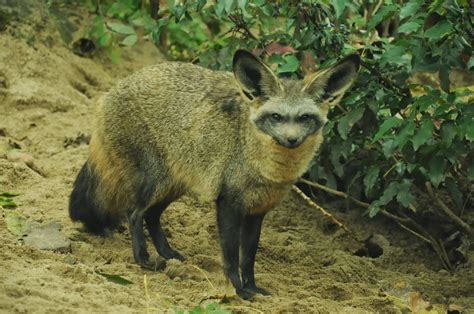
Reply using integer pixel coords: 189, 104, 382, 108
271, 113, 283, 121
298, 114, 312, 122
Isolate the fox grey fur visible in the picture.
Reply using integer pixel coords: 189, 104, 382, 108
69, 50, 359, 300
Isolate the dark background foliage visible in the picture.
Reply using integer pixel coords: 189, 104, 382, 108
64, 0, 473, 269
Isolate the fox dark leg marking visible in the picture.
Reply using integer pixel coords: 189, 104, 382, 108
145, 200, 184, 261
241, 214, 271, 296
216, 188, 255, 300
128, 209, 150, 265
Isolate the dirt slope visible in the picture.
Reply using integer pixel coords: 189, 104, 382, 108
0, 3, 472, 313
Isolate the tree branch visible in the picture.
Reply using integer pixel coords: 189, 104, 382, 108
425, 182, 473, 236
292, 185, 361, 243
298, 178, 454, 269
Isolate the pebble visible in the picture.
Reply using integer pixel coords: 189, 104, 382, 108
23, 222, 71, 252
6, 150, 34, 167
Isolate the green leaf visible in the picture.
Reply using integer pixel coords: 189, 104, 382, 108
337, 107, 365, 140
380, 45, 408, 66
424, 20, 453, 39
415, 95, 435, 112
373, 117, 403, 142
0, 197, 17, 208
330, 146, 344, 177
108, 22, 136, 35
97, 32, 113, 47
468, 57, 474, 70
396, 121, 416, 150
468, 164, 474, 181
439, 64, 450, 92
0, 192, 19, 197
412, 120, 434, 151
121, 34, 137, 46
196, 0, 207, 11
383, 139, 398, 158
445, 178, 463, 208
428, 155, 446, 187
368, 202, 381, 217
363, 166, 380, 196
108, 46, 121, 64
5, 211, 27, 236
400, 0, 423, 20
398, 20, 422, 34
215, 0, 226, 17
276, 54, 299, 74
223, 0, 235, 14
441, 122, 457, 145
368, 181, 399, 217
142, 15, 157, 32
368, 5, 398, 30
396, 179, 415, 207
331, 0, 346, 18
96, 272, 133, 285
379, 181, 399, 205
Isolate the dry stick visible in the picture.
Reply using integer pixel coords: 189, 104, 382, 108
397, 211, 453, 271
425, 182, 474, 236
298, 178, 454, 269
460, 190, 471, 218
291, 185, 361, 243
299, 178, 369, 208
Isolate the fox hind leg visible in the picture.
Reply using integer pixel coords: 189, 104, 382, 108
145, 199, 184, 261
128, 207, 150, 266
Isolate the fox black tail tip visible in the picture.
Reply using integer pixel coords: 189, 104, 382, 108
69, 161, 118, 234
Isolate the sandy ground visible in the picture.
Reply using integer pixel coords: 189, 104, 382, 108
0, 3, 473, 313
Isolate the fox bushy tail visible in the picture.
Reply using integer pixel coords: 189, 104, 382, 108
69, 161, 119, 233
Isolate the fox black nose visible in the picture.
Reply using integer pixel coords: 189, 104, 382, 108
287, 137, 298, 145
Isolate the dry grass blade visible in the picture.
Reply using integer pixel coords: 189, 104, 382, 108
190, 265, 216, 291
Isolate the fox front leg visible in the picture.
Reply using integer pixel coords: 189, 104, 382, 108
241, 214, 271, 296
216, 189, 255, 300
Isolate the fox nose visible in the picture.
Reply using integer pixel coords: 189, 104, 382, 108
287, 137, 299, 146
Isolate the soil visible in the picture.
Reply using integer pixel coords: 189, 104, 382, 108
0, 3, 473, 313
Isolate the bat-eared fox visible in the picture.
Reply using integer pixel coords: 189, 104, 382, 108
69, 50, 359, 300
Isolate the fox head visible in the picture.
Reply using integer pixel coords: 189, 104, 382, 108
233, 50, 359, 149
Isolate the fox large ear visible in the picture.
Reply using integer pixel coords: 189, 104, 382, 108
303, 54, 360, 105
233, 50, 282, 101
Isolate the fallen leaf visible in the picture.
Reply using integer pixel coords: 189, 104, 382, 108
96, 272, 133, 285
4, 210, 27, 236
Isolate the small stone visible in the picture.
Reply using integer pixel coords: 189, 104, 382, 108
438, 269, 449, 276
164, 259, 205, 281
64, 255, 77, 265
369, 234, 390, 251
23, 222, 71, 252
6, 150, 34, 167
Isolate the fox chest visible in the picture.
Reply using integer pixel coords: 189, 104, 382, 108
242, 182, 291, 215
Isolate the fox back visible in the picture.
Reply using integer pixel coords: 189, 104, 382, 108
69, 50, 359, 299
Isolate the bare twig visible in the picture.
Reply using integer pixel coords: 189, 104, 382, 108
292, 185, 361, 243
299, 178, 369, 208
394, 221, 431, 243
425, 182, 473, 235
460, 190, 471, 218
